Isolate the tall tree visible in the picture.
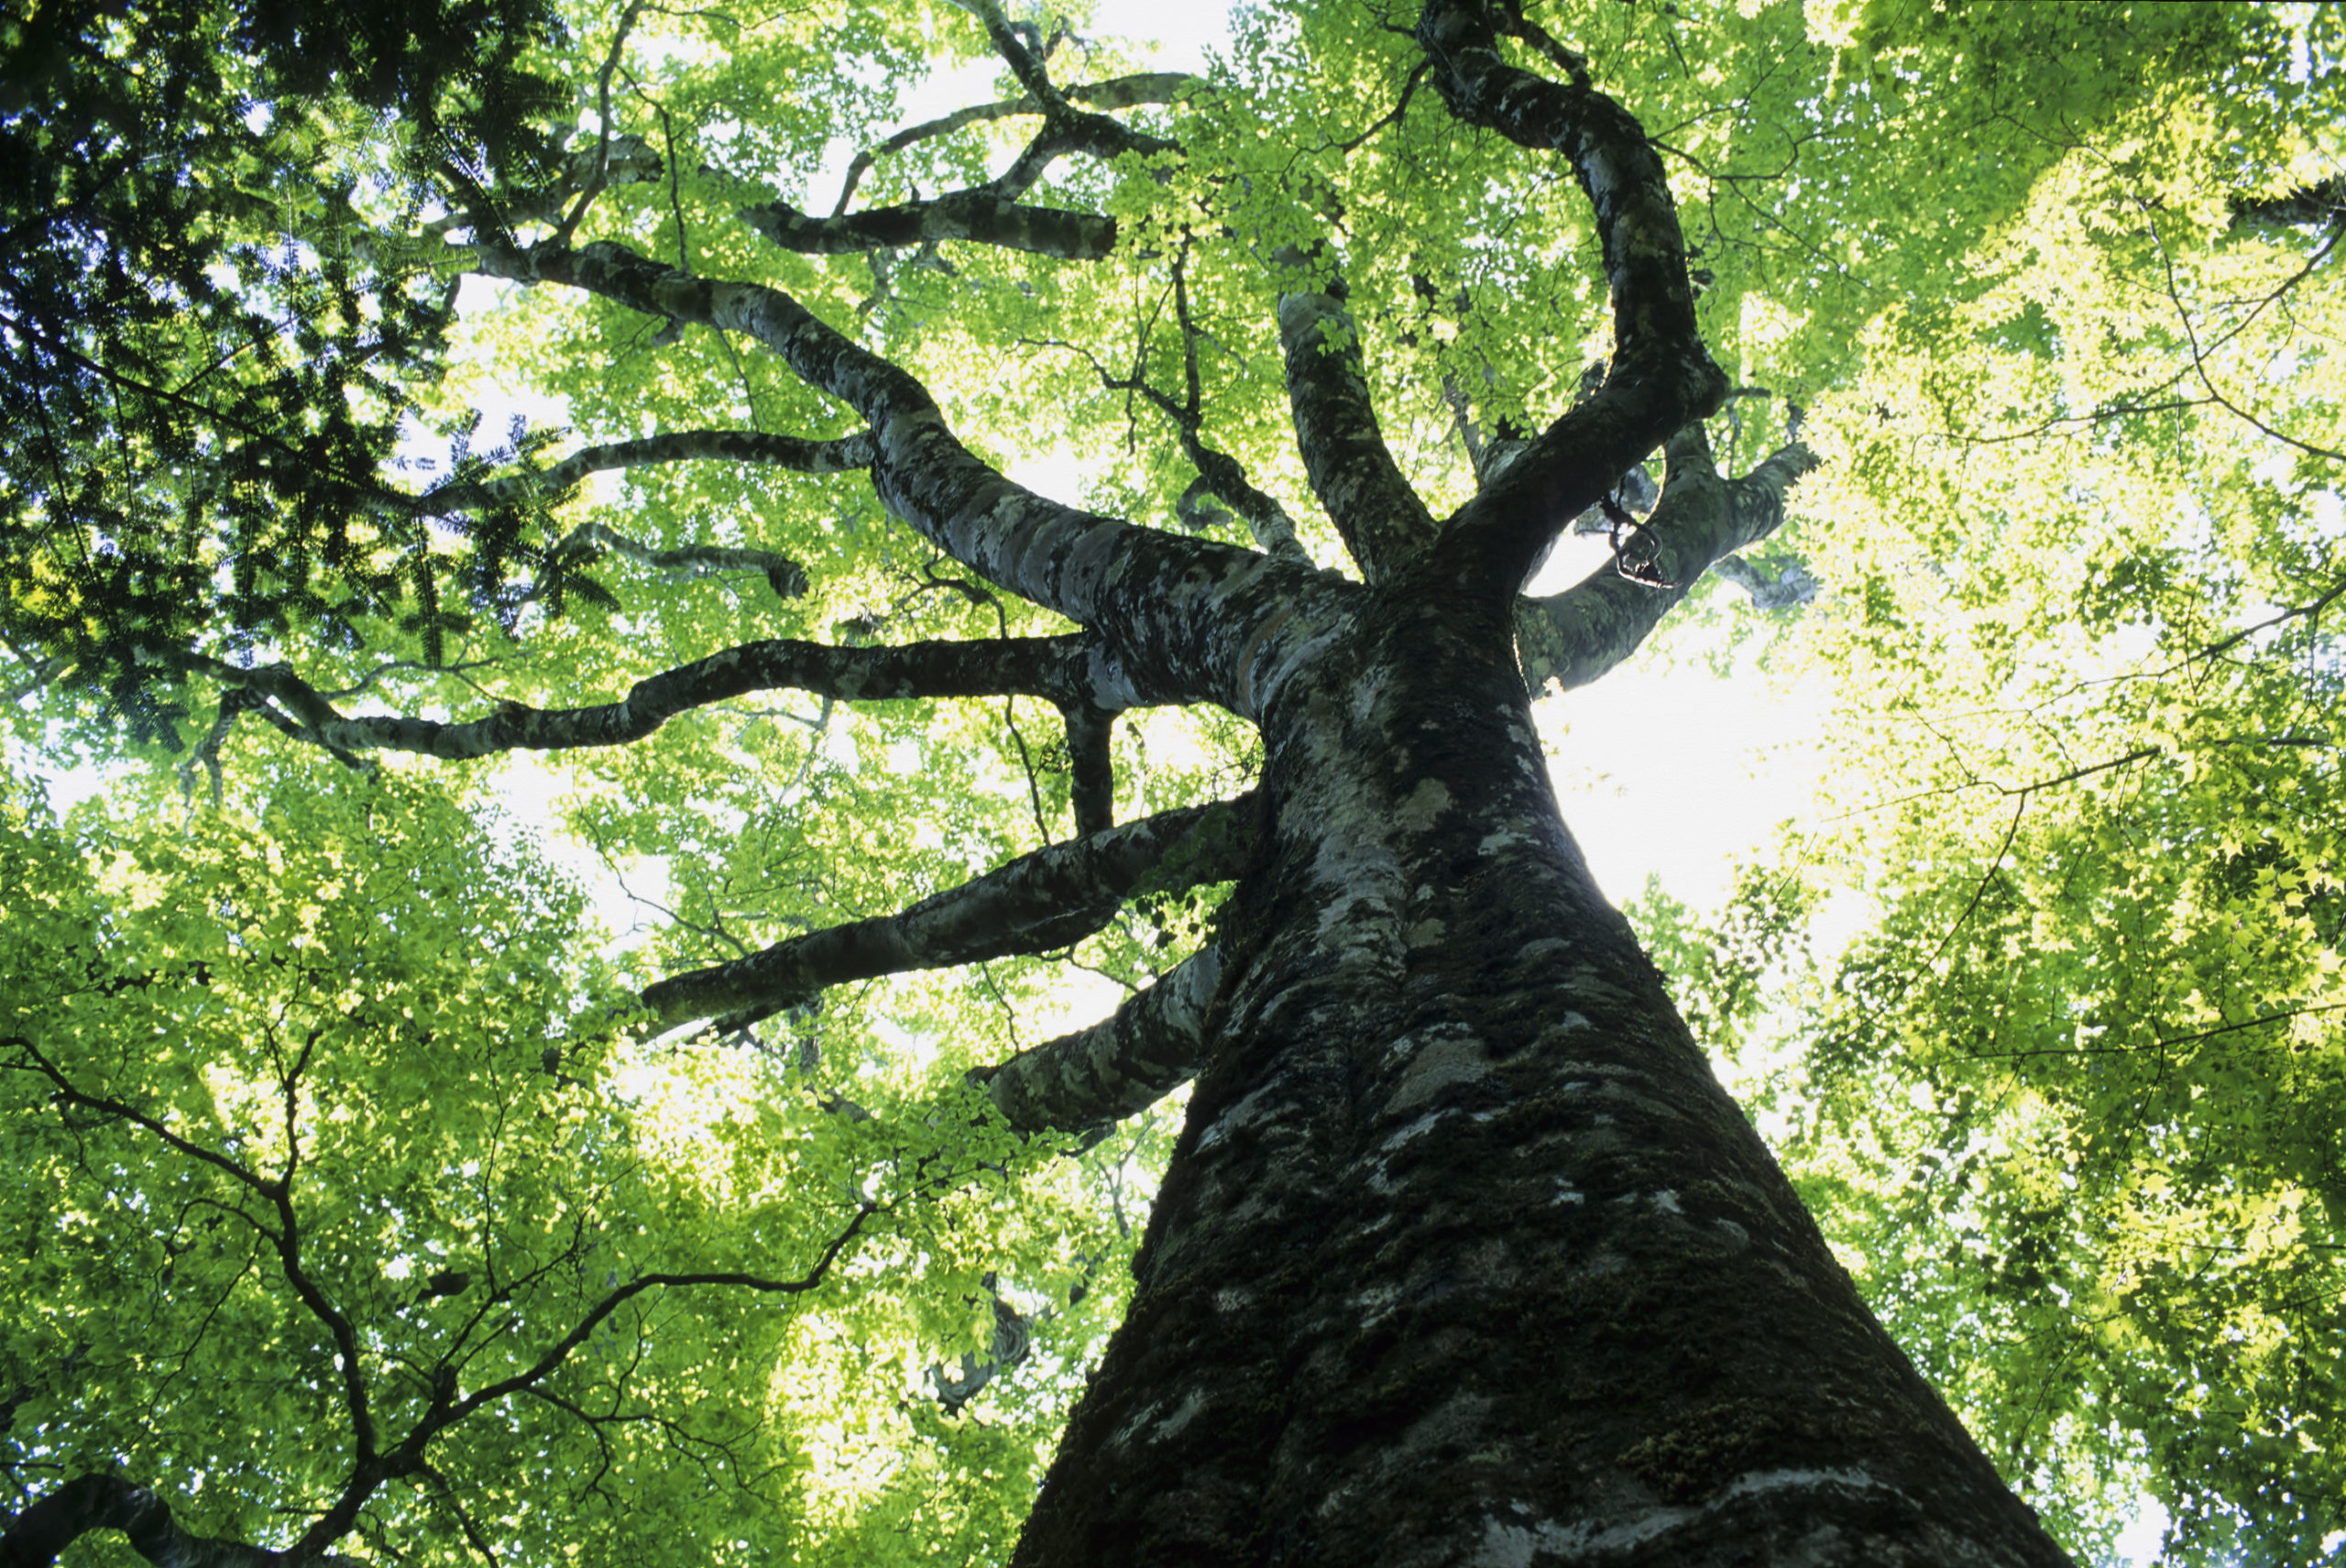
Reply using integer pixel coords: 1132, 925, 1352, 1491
2, 1, 2333, 1564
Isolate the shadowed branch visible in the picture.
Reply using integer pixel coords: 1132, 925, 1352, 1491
642, 795, 1254, 1031
1277, 263, 1441, 584
972, 941, 1223, 1133
185, 634, 1128, 763
0, 1475, 367, 1568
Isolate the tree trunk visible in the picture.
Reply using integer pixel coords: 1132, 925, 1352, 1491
1013, 590, 2071, 1566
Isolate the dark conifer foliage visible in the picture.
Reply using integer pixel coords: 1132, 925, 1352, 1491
0, 0, 569, 743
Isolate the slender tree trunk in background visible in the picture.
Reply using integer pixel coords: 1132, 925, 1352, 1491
1014, 589, 2072, 1567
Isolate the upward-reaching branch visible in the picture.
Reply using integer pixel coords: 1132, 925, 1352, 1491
1086, 247, 1310, 563
745, 18, 1180, 265
1063, 702, 1119, 836
1277, 260, 1441, 584
470, 238, 1350, 718
1418, 0, 1728, 597
973, 942, 1224, 1134
828, 72, 1197, 216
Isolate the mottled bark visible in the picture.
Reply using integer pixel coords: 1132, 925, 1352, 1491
1420, 0, 1728, 595
0, 1475, 365, 1568
978, 15, 2066, 1550
1278, 283, 1441, 584
1012, 592, 2070, 1568
417, 11, 2069, 1562
471, 428, 876, 501
535, 520, 815, 600
976, 942, 1223, 1134
1183, 444, 1310, 563
744, 191, 1117, 262
642, 795, 1254, 1031
1064, 702, 1119, 836
1517, 424, 1818, 694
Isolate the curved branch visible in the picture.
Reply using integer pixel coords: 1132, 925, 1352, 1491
0, 1475, 365, 1568
952, 0, 1182, 163
830, 73, 1198, 215
751, 40, 1180, 264
1181, 447, 1306, 562
1516, 425, 1816, 694
8, 1033, 378, 1478
428, 431, 872, 602
189, 634, 1129, 762
973, 942, 1222, 1133
536, 521, 815, 601
1418, 0, 1728, 596
6, 1032, 278, 1201
434, 1204, 876, 1431
1080, 249, 1310, 563
641, 795, 1255, 1031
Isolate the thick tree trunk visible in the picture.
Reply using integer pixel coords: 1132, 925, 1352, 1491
1013, 591, 2071, 1566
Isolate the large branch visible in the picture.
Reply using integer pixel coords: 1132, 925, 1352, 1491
641, 795, 1255, 1031
194, 634, 1127, 762
430, 430, 875, 600
535, 521, 812, 600
1516, 423, 1816, 693
1063, 702, 1117, 836
1277, 276, 1441, 584
973, 942, 1222, 1133
471, 238, 1339, 717
0, 1475, 365, 1568
1417, 0, 1728, 597
744, 191, 1117, 262
2231, 177, 2346, 232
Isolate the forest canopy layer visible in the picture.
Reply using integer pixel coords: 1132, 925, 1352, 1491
2, 2, 2341, 1565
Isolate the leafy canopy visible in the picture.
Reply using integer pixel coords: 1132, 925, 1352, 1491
3, 0, 2342, 1564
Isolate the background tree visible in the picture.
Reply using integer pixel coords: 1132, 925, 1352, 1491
1, 0, 2338, 1564
1, 744, 1165, 1566
1640, 56, 2346, 1560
